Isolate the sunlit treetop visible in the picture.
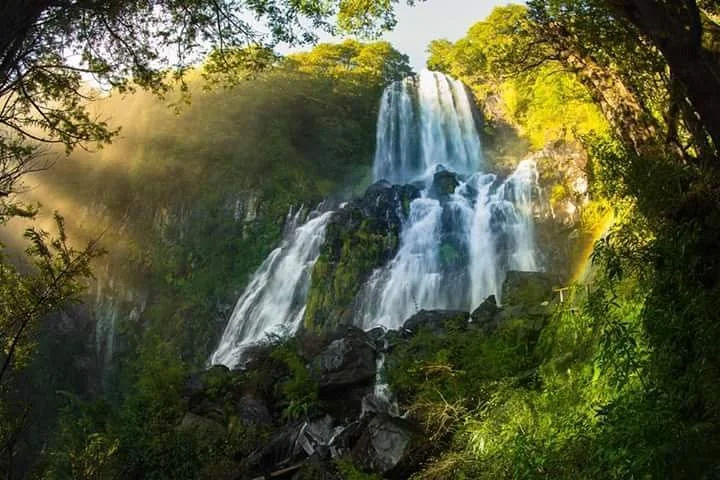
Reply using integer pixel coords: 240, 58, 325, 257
286, 40, 412, 85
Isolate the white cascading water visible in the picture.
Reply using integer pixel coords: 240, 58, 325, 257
373, 71, 482, 184
211, 70, 539, 367
355, 71, 539, 330
210, 208, 333, 367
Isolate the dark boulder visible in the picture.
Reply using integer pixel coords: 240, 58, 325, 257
383, 329, 408, 351
244, 423, 304, 477
501, 271, 561, 306
237, 394, 272, 427
308, 327, 376, 421
295, 414, 347, 461
357, 181, 420, 225
361, 392, 399, 417
470, 295, 500, 332
431, 170, 460, 197
297, 324, 369, 361
351, 414, 423, 478
309, 328, 376, 391
366, 327, 387, 351
402, 309, 469, 334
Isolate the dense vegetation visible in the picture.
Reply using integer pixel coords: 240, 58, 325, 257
2, 0, 720, 478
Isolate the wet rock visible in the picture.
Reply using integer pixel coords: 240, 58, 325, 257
305, 415, 339, 448
244, 423, 304, 477
402, 309, 469, 334
309, 328, 376, 391
328, 418, 369, 458
366, 327, 387, 351
501, 271, 561, 306
357, 181, 420, 225
470, 295, 500, 332
431, 170, 460, 197
298, 325, 369, 361
352, 414, 422, 478
361, 393, 397, 417
296, 414, 346, 460
302, 182, 419, 331
383, 329, 407, 350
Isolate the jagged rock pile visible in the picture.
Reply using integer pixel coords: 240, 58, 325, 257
185, 271, 560, 479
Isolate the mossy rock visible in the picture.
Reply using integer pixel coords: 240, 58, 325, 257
501, 271, 562, 306
402, 309, 469, 334
303, 182, 419, 332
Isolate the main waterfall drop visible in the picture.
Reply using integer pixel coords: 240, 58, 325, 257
354, 70, 538, 330
373, 71, 482, 183
211, 71, 540, 368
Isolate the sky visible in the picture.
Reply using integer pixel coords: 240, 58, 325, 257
381, 1, 520, 69
280, 1, 520, 70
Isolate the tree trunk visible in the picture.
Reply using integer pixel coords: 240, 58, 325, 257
0, 0, 52, 91
563, 51, 659, 154
539, 20, 660, 156
607, 0, 720, 152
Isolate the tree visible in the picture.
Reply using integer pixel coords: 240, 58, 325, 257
0, 1, 414, 462
0, 0, 421, 222
525, 0, 720, 162
286, 39, 412, 86
604, 0, 720, 152
427, 5, 610, 148
431, 4, 720, 475
0, 213, 102, 476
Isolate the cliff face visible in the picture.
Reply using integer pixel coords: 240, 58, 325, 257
299, 139, 595, 334
22, 91, 595, 400
2, 72, 388, 416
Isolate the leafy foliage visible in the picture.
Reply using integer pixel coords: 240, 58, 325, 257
428, 5, 609, 151
414, 3, 720, 478
0, 214, 102, 477
0, 0, 418, 223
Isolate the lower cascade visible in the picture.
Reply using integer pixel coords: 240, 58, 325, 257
211, 209, 333, 367
211, 70, 541, 369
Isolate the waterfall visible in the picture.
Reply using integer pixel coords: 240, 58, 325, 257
210, 208, 333, 368
210, 70, 539, 367
373, 71, 482, 184
355, 71, 540, 330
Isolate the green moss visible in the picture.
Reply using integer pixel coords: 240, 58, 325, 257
270, 342, 320, 420
304, 215, 399, 331
385, 318, 540, 407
